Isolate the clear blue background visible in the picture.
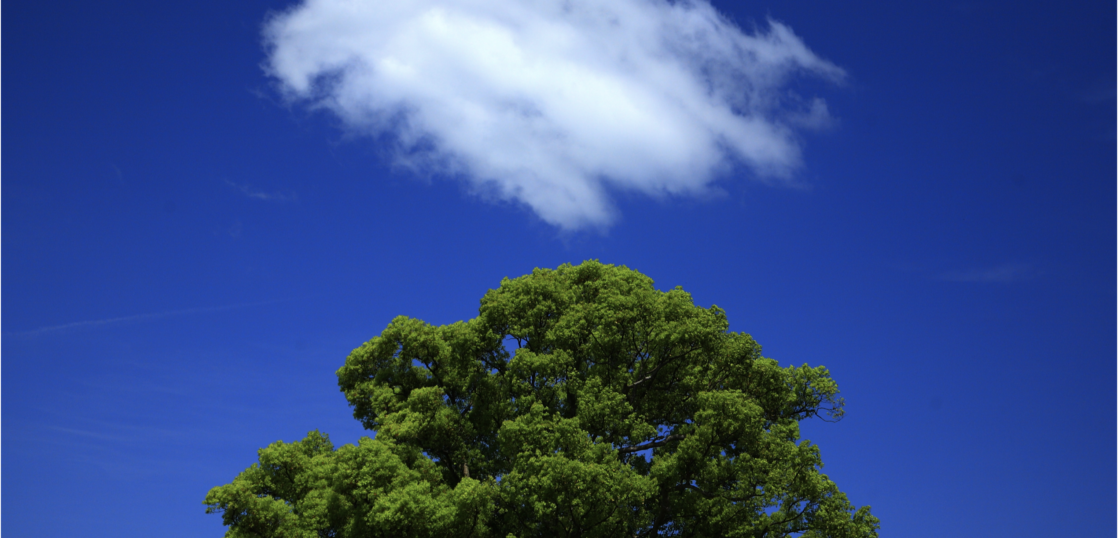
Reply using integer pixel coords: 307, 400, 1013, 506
3, 1, 1114, 536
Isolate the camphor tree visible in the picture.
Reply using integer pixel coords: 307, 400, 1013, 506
205, 261, 879, 537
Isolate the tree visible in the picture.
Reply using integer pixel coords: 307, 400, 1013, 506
205, 260, 879, 538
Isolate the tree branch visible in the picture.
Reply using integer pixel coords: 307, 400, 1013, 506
617, 434, 686, 454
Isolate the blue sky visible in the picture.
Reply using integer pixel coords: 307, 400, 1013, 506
2, 0, 1114, 536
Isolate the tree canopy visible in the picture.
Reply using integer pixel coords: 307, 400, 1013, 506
205, 260, 879, 538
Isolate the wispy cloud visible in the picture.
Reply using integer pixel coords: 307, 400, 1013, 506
7, 299, 290, 337
939, 262, 1038, 283
226, 180, 298, 202
1074, 80, 1117, 106
45, 426, 149, 443
263, 0, 844, 229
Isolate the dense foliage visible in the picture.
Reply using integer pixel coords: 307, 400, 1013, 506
206, 261, 878, 537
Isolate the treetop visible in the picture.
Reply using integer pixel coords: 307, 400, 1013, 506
206, 260, 878, 538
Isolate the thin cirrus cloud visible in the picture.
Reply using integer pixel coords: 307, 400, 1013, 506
263, 0, 845, 229
939, 262, 1039, 283
7, 299, 292, 337
225, 180, 298, 202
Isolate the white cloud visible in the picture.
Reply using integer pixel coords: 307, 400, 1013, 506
264, 0, 845, 229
